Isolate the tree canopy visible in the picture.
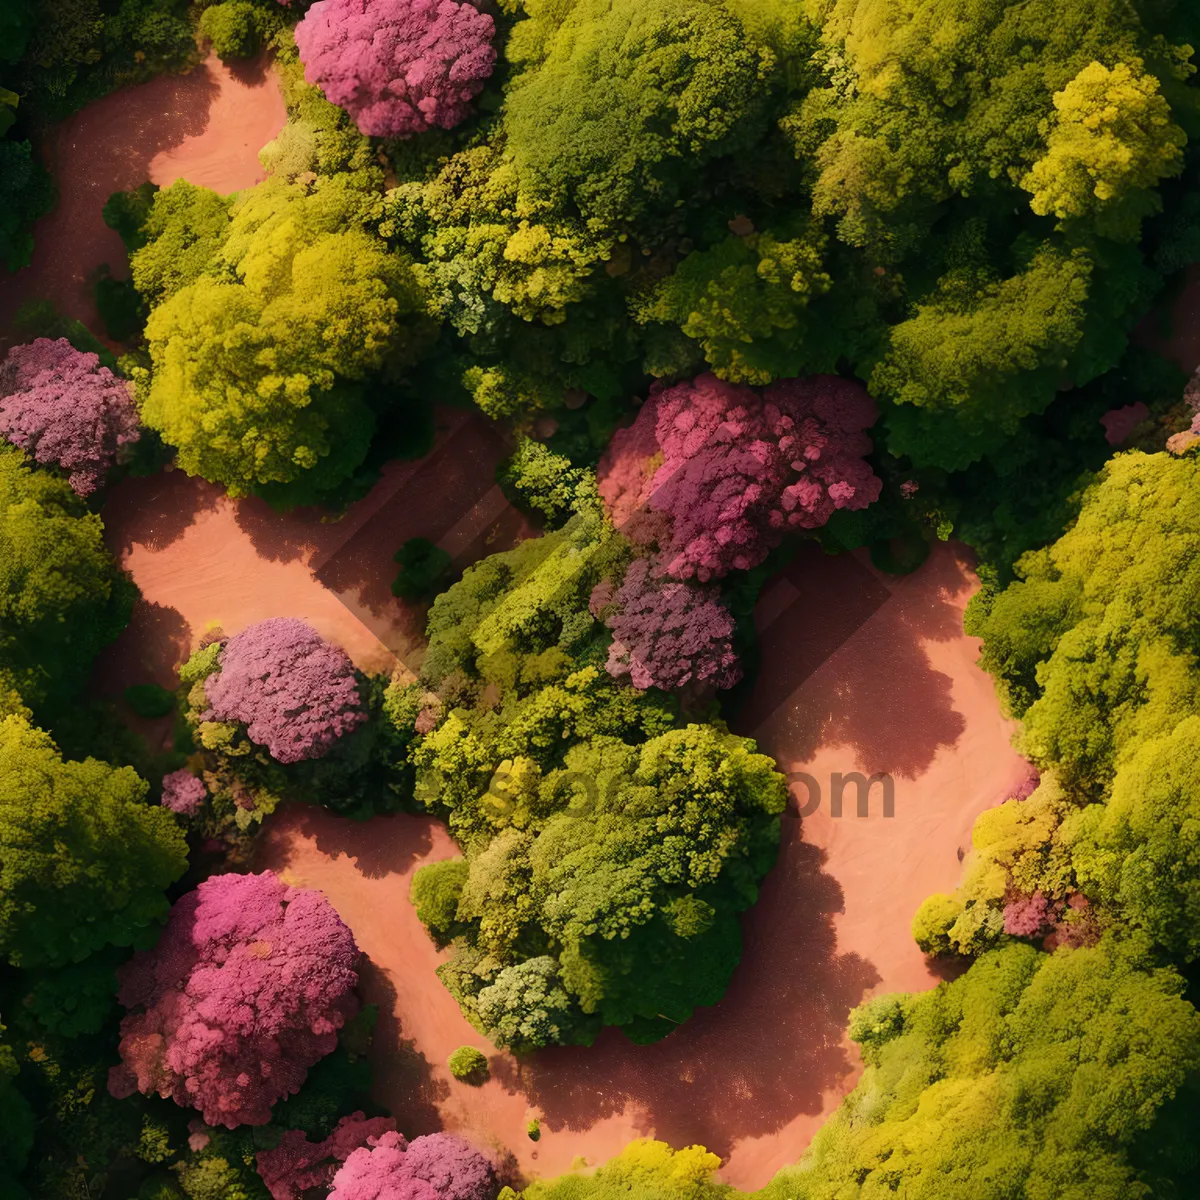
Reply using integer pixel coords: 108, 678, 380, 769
0, 715, 186, 968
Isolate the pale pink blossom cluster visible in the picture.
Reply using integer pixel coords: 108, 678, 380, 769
589, 558, 742, 692
257, 1113, 399, 1200
160, 770, 207, 817
328, 1130, 496, 1200
108, 870, 359, 1127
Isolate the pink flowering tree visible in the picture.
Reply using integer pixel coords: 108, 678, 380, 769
204, 618, 367, 763
1002, 891, 1053, 938
161, 769, 207, 817
108, 870, 360, 1127
589, 558, 741, 692
257, 1113, 399, 1200
598, 373, 882, 582
0, 337, 140, 496
329, 1131, 497, 1200
294, 0, 496, 138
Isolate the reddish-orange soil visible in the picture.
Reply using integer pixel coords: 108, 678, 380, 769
93, 409, 531, 716
255, 542, 1029, 1187
12, 55, 1033, 1190
0, 54, 284, 348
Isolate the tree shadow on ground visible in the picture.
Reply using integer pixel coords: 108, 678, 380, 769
0, 66, 222, 347
227, 52, 270, 88
102, 470, 224, 557
266, 805, 439, 883
92, 598, 192, 696
737, 543, 969, 781
358, 955, 449, 1135
230, 494, 329, 566
491, 831, 878, 1157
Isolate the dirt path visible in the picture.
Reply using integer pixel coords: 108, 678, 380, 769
257, 541, 1028, 1187
0, 53, 284, 348
11, 52, 1031, 1188
93, 409, 532, 722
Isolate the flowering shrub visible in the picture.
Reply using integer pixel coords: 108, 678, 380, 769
328, 1130, 496, 1200
0, 338, 139, 495
295, 0, 496, 137
108, 870, 359, 1127
598, 373, 881, 581
203, 618, 366, 764
589, 558, 741, 691
160, 770, 206, 817
257, 1113, 399, 1200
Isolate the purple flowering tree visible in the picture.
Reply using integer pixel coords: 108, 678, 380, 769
598, 373, 882, 582
160, 770, 207, 817
257, 1113, 399, 1200
589, 558, 741, 692
204, 618, 366, 763
294, 0, 496, 138
108, 870, 359, 1127
0, 338, 140, 496
328, 1131, 497, 1200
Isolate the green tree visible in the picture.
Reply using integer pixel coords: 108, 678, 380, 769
405, 514, 786, 1047
1022, 59, 1187, 242
522, 1140, 726, 1200
0, 715, 187, 968
127, 180, 230, 304
0, 447, 133, 710
968, 451, 1200, 790
635, 224, 832, 384
1071, 719, 1200, 961
504, 0, 771, 230
141, 178, 429, 498
758, 938, 1200, 1200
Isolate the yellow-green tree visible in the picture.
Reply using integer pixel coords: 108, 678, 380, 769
1022, 60, 1187, 242
141, 178, 429, 497
0, 716, 187, 968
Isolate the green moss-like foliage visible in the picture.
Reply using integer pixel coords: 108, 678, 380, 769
447, 1046, 489, 1083
0, 446, 134, 714
400, 513, 787, 1049
0, 715, 187, 968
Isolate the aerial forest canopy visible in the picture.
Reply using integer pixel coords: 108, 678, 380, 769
68, 0, 1197, 540
2, 0, 1200, 1196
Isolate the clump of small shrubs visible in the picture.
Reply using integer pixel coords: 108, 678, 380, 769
447, 1046, 489, 1084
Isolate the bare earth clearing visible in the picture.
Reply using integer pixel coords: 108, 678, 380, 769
5, 55, 1057, 1189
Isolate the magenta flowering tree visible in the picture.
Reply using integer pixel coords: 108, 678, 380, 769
204, 618, 366, 763
329, 1131, 497, 1200
0, 337, 140, 496
589, 558, 741, 692
108, 870, 359, 1127
1002, 891, 1053, 937
160, 769, 207, 817
294, 0, 496, 138
598, 373, 882, 582
257, 1113, 399, 1200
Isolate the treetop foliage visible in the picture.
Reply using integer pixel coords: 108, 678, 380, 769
0, 715, 187, 968
0, 337, 140, 495
110, 870, 360, 1128
295, 0, 497, 138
